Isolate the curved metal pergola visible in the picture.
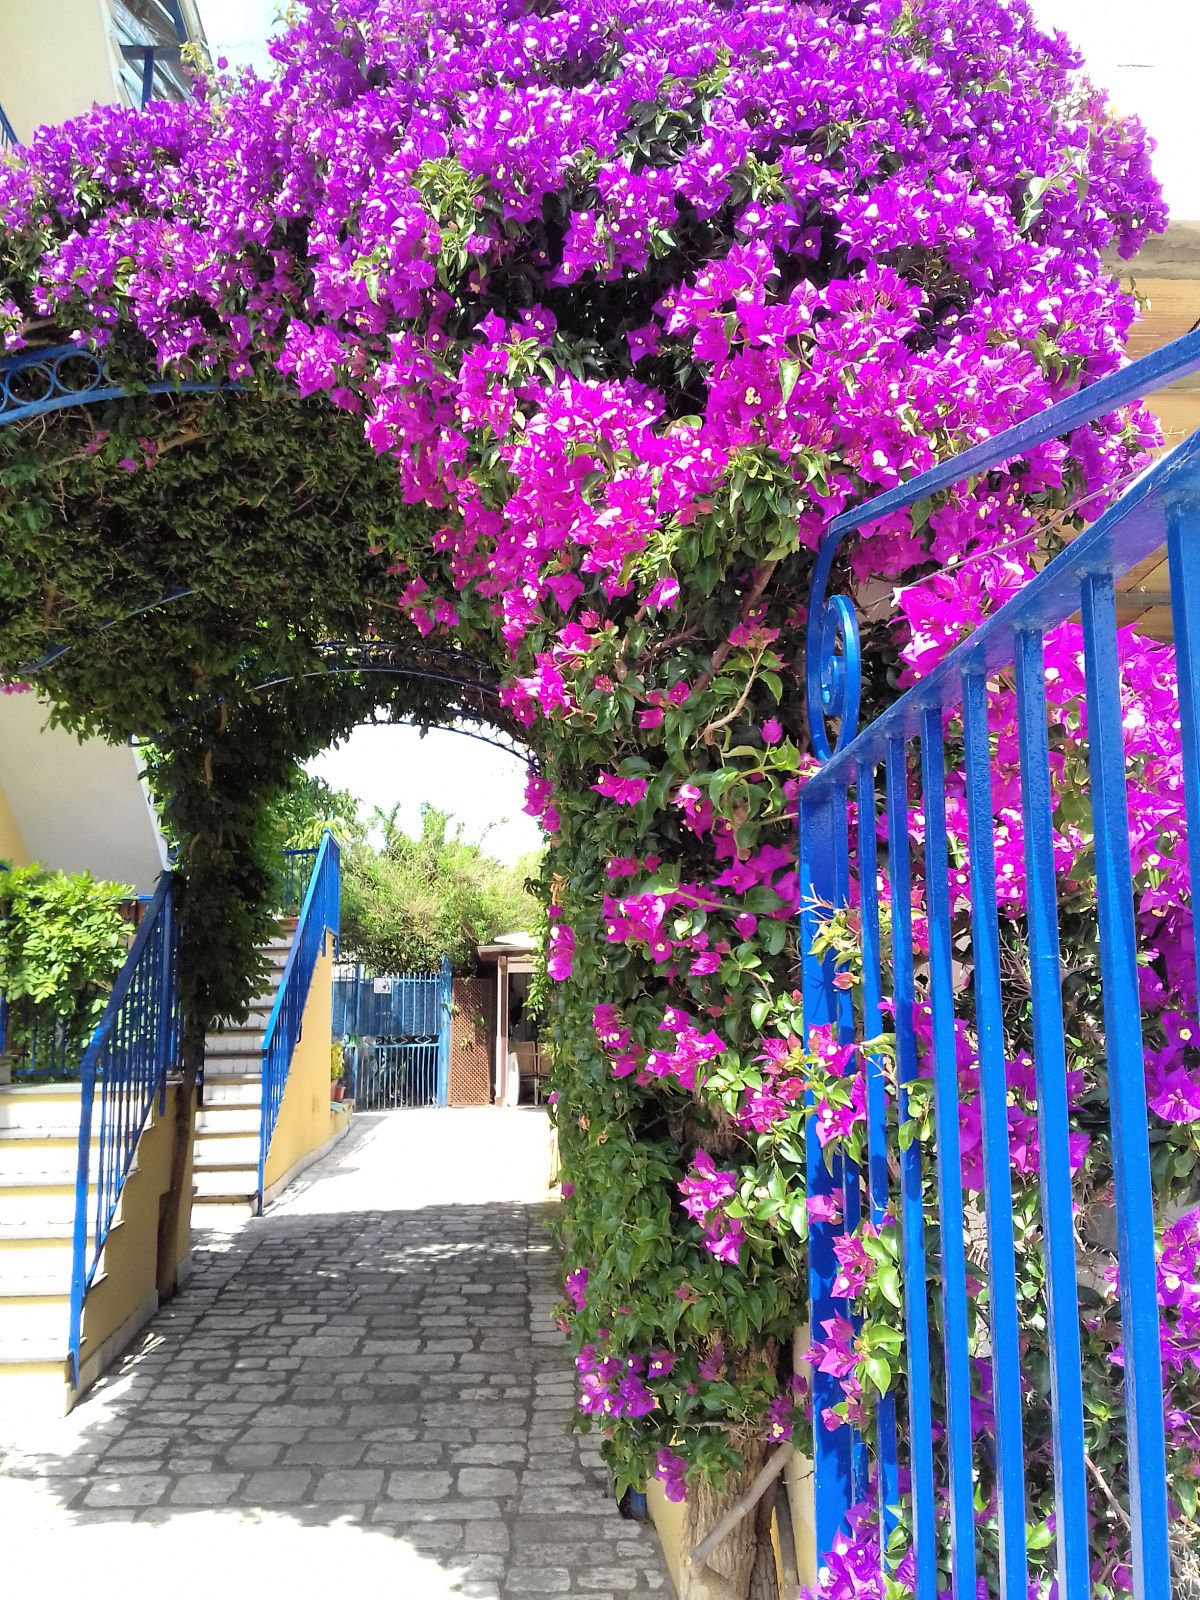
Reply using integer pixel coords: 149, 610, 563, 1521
0, 342, 230, 429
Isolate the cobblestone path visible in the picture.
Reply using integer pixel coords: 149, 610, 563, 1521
0, 1110, 671, 1600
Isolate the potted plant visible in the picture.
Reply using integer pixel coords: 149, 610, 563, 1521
330, 1043, 346, 1102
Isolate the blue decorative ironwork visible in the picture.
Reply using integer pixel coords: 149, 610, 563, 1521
68, 874, 179, 1386
0, 103, 18, 151
258, 831, 340, 1210
0, 342, 228, 430
804, 327, 1200, 759
799, 333, 1199, 1598
333, 958, 452, 1109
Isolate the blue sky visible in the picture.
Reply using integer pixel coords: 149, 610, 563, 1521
195, 0, 1198, 863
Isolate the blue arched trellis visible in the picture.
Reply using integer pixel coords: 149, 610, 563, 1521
0, 342, 230, 430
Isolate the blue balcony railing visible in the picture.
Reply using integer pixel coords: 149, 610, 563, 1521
68, 873, 179, 1385
800, 331, 1200, 1598
0, 103, 18, 152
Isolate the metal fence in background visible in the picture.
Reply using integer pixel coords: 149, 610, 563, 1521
335, 959, 452, 1110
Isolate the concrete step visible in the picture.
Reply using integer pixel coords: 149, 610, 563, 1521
203, 1056, 263, 1081
195, 1105, 260, 1135
193, 1133, 259, 1168
0, 1237, 73, 1288
0, 1335, 69, 1366
205, 1031, 266, 1056
0, 1179, 107, 1228
191, 1200, 257, 1228
0, 1292, 70, 1343
193, 1165, 257, 1202
0, 1136, 95, 1181
201, 1077, 261, 1108
0, 1085, 83, 1136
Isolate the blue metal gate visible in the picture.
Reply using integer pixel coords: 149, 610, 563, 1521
799, 330, 1200, 1597
334, 959, 452, 1109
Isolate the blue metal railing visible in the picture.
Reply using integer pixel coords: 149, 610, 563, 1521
0, 998, 75, 1078
258, 831, 340, 1209
67, 873, 179, 1385
799, 335, 1200, 1598
0, 103, 17, 151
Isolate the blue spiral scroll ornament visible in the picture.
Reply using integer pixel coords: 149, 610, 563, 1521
805, 525, 862, 763
0, 342, 228, 429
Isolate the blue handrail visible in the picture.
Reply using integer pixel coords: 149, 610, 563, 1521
258, 832, 340, 1210
67, 873, 178, 1386
799, 335, 1200, 1596
0, 103, 17, 151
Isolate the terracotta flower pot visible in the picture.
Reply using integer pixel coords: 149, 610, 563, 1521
331, 1082, 345, 1102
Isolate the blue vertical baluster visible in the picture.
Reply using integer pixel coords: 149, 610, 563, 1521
857, 757, 899, 1533
1168, 501, 1200, 917
799, 789, 855, 1557
832, 785, 870, 1504
1080, 573, 1171, 1598
920, 704, 979, 1594
1014, 628, 1090, 1596
884, 735, 937, 1592
962, 668, 1029, 1600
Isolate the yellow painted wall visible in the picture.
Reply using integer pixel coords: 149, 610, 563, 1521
0, 784, 28, 865
79, 1082, 194, 1384
647, 1480, 688, 1597
0, 1, 121, 142
263, 936, 340, 1191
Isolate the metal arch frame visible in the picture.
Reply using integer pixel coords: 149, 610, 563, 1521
0, 343, 230, 431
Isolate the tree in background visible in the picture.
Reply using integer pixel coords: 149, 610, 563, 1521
273, 769, 539, 973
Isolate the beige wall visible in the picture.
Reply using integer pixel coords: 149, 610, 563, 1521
77, 1081, 194, 1397
0, 2, 123, 141
263, 936, 341, 1192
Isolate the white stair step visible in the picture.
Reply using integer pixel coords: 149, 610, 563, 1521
192, 1166, 257, 1201
0, 1333, 69, 1366
0, 1140, 92, 1181
196, 1106, 259, 1135
201, 1078, 261, 1108
193, 1134, 260, 1168
0, 1183, 101, 1227
0, 1087, 83, 1136
0, 1241, 73, 1286
0, 1293, 70, 1341
191, 1200, 257, 1227
205, 1040, 265, 1060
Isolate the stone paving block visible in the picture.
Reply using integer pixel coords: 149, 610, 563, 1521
383, 1468, 454, 1500
244, 1467, 316, 1503
503, 1567, 571, 1593
83, 1476, 167, 1509
458, 1466, 519, 1496
169, 1473, 244, 1506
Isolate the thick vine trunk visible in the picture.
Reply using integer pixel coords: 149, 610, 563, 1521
680, 1440, 774, 1600
155, 1021, 203, 1299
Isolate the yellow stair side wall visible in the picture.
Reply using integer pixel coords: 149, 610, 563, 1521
263, 936, 340, 1192
77, 1082, 195, 1396
0, 781, 29, 865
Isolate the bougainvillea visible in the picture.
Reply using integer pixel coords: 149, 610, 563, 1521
0, 0, 1194, 1593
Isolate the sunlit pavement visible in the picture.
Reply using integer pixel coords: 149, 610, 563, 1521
0, 1110, 670, 1599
